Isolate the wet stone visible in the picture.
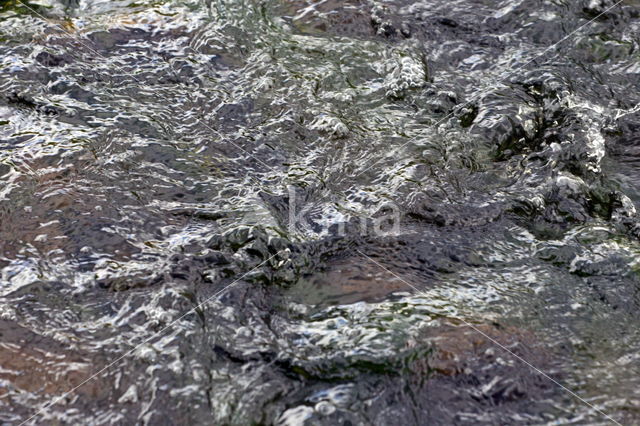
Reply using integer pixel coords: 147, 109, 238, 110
35, 51, 73, 67
1, 0, 640, 423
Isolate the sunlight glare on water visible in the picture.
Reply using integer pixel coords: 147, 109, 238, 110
1, 0, 640, 423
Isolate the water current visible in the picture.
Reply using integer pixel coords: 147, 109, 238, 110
1, 0, 640, 424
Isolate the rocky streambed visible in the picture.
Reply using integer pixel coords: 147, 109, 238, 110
1, 0, 640, 424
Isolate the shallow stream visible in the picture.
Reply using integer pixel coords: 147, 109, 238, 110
1, 0, 640, 424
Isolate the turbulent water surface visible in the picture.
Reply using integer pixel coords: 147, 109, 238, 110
2, 0, 640, 423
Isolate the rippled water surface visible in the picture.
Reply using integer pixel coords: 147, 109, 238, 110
2, 0, 640, 424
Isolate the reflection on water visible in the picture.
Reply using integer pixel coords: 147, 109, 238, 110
1, 0, 640, 423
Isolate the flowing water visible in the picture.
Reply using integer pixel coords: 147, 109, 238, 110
1, 0, 640, 424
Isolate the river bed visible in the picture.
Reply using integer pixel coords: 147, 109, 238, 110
1, 0, 640, 424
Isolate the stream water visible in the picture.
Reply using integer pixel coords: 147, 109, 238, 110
1, 0, 640, 424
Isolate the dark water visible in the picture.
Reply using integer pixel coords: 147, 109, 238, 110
1, 0, 640, 424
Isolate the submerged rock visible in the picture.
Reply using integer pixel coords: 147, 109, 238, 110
1, 0, 640, 424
